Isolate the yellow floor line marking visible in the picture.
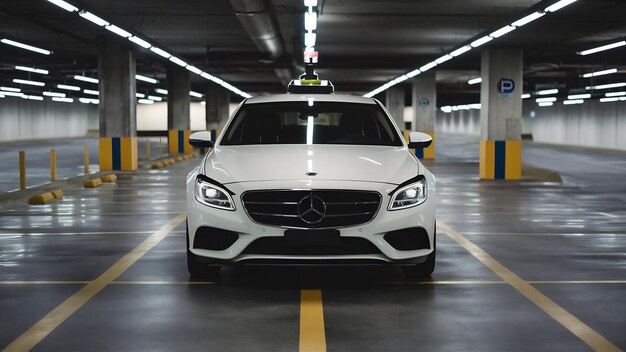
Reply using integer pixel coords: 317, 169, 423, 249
438, 221, 622, 352
300, 289, 326, 352
2, 213, 186, 352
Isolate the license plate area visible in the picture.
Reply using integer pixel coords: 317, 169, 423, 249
284, 229, 340, 246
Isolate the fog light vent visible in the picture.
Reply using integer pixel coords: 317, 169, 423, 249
193, 226, 238, 250
384, 227, 430, 250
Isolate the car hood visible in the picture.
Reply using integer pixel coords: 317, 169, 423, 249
203, 144, 419, 185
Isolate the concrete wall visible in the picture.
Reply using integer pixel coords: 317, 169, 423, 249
137, 102, 240, 131
0, 98, 98, 141
436, 109, 481, 135
435, 100, 626, 151
523, 100, 626, 150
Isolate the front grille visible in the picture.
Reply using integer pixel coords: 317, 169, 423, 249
242, 190, 381, 229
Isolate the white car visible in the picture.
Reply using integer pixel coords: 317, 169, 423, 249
186, 90, 435, 278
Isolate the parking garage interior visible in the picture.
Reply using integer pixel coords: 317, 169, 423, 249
1, 0, 625, 351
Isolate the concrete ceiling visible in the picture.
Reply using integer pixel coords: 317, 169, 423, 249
1, 0, 625, 105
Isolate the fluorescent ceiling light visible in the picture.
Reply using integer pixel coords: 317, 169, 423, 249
304, 32, 316, 47
15, 66, 49, 75
169, 56, 188, 67
150, 47, 171, 59
79, 98, 91, 104
545, 0, 578, 13
511, 11, 545, 27
46, 0, 78, 12
468, 77, 482, 85
43, 91, 66, 97
605, 91, 626, 97
568, 93, 590, 99
521, 93, 531, 99
128, 36, 151, 49
74, 75, 99, 84
57, 84, 80, 91
1, 86, 21, 92
419, 61, 437, 72
536, 97, 557, 103
450, 45, 471, 57
434, 54, 452, 64
138, 99, 154, 104
155, 88, 168, 95
406, 68, 421, 78
586, 82, 626, 90
26, 95, 44, 101
136, 93, 145, 98
79, 11, 109, 26
391, 75, 408, 84
563, 99, 583, 105
1, 91, 26, 98
578, 40, 626, 56
538, 102, 554, 107
186, 65, 203, 75
470, 35, 493, 48
148, 95, 162, 101
537, 89, 558, 95
490, 25, 516, 38
84, 89, 99, 96
1, 38, 51, 55
582, 68, 617, 78
136, 74, 158, 84
13, 78, 45, 87
105, 25, 132, 38
304, 12, 317, 31
189, 91, 203, 98
304, 0, 317, 6
52, 97, 73, 103
200, 101, 206, 106
600, 97, 619, 103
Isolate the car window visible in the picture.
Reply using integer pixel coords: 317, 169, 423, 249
221, 102, 403, 146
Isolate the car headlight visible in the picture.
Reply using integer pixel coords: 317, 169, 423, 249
388, 178, 427, 210
195, 177, 235, 211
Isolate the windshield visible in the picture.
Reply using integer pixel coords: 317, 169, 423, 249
221, 101, 403, 146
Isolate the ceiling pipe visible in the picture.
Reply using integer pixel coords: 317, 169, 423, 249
228, 0, 292, 87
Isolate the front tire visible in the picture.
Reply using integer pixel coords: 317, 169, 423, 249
186, 220, 221, 279
402, 225, 436, 279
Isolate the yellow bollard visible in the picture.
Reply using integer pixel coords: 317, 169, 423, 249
84, 145, 89, 175
146, 139, 151, 161
159, 137, 163, 157
50, 149, 57, 182
19, 151, 26, 190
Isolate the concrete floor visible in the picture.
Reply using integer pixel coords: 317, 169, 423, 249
0, 133, 624, 351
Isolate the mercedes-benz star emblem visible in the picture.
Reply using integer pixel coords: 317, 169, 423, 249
297, 193, 327, 224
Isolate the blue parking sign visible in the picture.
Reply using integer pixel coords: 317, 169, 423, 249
497, 78, 515, 94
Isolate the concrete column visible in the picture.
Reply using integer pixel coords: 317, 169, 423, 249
205, 84, 230, 141
479, 48, 523, 180
412, 71, 436, 159
385, 86, 405, 132
98, 36, 137, 171
167, 66, 191, 155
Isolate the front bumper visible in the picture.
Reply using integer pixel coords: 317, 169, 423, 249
186, 178, 435, 264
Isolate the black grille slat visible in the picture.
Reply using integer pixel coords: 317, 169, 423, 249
242, 190, 381, 229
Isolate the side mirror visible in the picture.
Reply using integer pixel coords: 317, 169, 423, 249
407, 131, 432, 149
189, 131, 213, 148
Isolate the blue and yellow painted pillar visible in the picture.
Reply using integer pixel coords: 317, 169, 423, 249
168, 130, 192, 155
99, 137, 138, 171
479, 47, 523, 180
479, 140, 521, 180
